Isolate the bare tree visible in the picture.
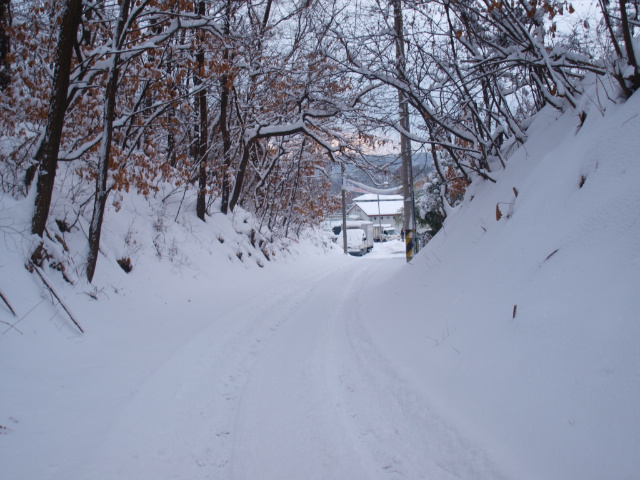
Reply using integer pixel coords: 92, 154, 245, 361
329, 0, 605, 209
599, 0, 640, 96
30, 0, 83, 252
86, 0, 132, 283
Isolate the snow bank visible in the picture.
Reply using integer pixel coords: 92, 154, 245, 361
0, 182, 342, 479
359, 87, 640, 478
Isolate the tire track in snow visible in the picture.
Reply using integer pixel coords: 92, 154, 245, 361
227, 260, 378, 479
60, 263, 353, 480
322, 259, 510, 479
227, 257, 507, 479
61, 256, 508, 480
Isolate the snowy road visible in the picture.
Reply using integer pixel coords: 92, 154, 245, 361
2, 242, 504, 480
55, 243, 504, 480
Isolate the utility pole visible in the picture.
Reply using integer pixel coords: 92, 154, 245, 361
377, 194, 383, 241
393, 0, 415, 262
341, 165, 348, 254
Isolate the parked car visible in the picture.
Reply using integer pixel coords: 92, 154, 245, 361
382, 227, 401, 241
347, 228, 367, 256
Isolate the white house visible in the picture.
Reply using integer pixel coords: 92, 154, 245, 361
347, 194, 404, 230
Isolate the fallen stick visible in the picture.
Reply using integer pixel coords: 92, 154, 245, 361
2, 298, 45, 335
0, 320, 22, 334
0, 288, 16, 316
32, 265, 84, 334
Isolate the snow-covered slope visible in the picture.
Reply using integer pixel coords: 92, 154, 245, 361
360, 86, 640, 479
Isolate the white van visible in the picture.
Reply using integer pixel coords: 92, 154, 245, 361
346, 228, 367, 256
347, 221, 373, 252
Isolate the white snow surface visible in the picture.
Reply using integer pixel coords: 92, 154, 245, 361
2, 86, 640, 479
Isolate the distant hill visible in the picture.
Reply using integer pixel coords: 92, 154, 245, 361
328, 152, 433, 198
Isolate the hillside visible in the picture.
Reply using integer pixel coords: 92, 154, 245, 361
358, 81, 640, 478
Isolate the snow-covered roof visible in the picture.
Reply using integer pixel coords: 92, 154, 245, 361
349, 200, 404, 216
352, 193, 403, 202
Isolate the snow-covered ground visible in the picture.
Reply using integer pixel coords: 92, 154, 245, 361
2, 83, 640, 479
3, 238, 507, 480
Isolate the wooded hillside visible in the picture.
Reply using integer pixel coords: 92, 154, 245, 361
1, 0, 638, 280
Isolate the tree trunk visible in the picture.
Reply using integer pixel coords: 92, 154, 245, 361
195, 0, 209, 221
166, 47, 177, 167
218, 70, 232, 214
283, 151, 302, 238
195, 82, 208, 220
392, 0, 415, 260
0, 0, 10, 91
228, 141, 251, 212
223, 0, 272, 214
86, 0, 131, 283
619, 0, 640, 92
31, 0, 83, 240
219, 3, 232, 215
